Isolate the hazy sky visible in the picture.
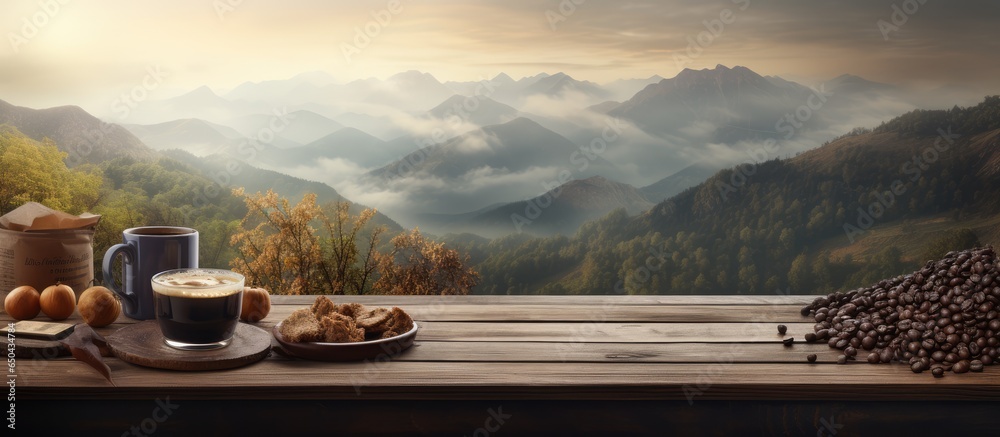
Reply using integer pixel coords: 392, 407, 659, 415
1, 0, 998, 110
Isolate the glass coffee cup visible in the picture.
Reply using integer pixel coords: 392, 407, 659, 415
150, 269, 245, 350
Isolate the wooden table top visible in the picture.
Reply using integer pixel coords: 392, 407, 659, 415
10, 294, 1000, 401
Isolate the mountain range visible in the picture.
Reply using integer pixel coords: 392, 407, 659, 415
10, 64, 963, 240
0, 98, 400, 233
4, 65, 998, 296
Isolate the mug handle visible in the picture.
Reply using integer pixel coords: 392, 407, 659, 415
102, 243, 138, 310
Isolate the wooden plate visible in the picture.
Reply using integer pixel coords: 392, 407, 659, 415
272, 322, 418, 361
107, 321, 272, 371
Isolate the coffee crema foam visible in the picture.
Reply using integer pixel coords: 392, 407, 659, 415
152, 270, 243, 298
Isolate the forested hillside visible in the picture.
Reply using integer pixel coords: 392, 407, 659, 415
465, 96, 1000, 295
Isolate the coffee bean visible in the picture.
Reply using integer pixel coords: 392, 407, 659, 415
804, 333, 817, 343
953, 360, 970, 374
807, 354, 817, 363
777, 324, 787, 335
867, 352, 879, 364
862, 336, 876, 350
880, 348, 894, 363
837, 355, 847, 365
911, 361, 926, 373
970, 360, 984, 372
932, 367, 945, 378
844, 346, 857, 358
783, 337, 794, 347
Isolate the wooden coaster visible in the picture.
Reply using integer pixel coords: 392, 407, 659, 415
107, 321, 272, 371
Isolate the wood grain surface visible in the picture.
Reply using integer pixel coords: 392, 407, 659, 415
5, 294, 999, 403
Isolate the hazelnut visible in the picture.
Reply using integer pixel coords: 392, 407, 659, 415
4, 285, 41, 320
40, 283, 76, 321
78, 286, 121, 327
240, 286, 271, 323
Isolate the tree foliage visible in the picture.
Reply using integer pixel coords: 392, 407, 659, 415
0, 125, 101, 215
230, 189, 478, 295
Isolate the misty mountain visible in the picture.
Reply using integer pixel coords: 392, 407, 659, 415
225, 110, 342, 146
603, 75, 665, 102
259, 127, 395, 168
610, 64, 813, 143
426, 95, 520, 127
822, 74, 899, 96
128, 86, 271, 125
369, 117, 616, 181
224, 71, 338, 105
0, 99, 155, 165
163, 149, 402, 232
469, 72, 551, 107
466, 176, 654, 237
524, 73, 610, 101
354, 117, 622, 223
444, 73, 516, 97
640, 164, 721, 204
124, 118, 245, 156
324, 71, 456, 113
332, 112, 407, 141
586, 101, 621, 114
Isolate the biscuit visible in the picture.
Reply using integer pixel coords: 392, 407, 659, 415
319, 313, 366, 343
279, 308, 323, 342
336, 302, 367, 319
366, 307, 414, 338
386, 306, 414, 334
355, 307, 392, 331
311, 296, 337, 318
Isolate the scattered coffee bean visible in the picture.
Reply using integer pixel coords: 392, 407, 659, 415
777, 324, 787, 335
807, 354, 817, 363
837, 355, 847, 365
932, 367, 945, 378
804, 332, 817, 343
970, 360, 984, 372
782, 337, 794, 346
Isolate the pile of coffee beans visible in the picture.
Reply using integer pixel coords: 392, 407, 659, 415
799, 247, 1000, 376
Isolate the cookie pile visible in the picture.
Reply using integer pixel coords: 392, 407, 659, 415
279, 296, 414, 343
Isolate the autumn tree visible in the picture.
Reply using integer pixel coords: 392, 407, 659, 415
229, 188, 324, 295
372, 228, 480, 295
318, 202, 383, 295
230, 189, 478, 295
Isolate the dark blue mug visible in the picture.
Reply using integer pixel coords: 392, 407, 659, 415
102, 226, 198, 320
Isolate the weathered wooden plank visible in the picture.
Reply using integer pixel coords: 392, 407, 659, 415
19, 360, 1000, 401
249, 304, 807, 323
410, 321, 817, 343
340, 341, 842, 364
269, 294, 818, 306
